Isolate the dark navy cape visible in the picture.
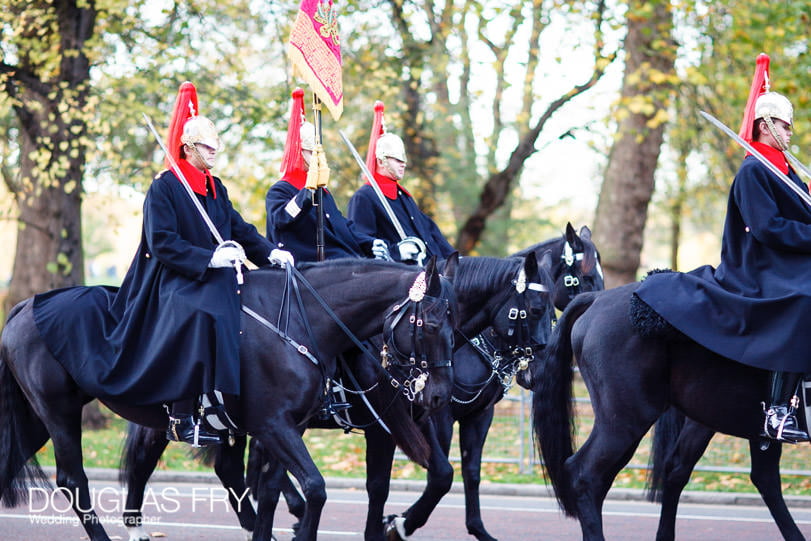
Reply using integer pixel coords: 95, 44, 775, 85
265, 180, 374, 262
32, 170, 274, 406
636, 155, 811, 373
347, 183, 454, 263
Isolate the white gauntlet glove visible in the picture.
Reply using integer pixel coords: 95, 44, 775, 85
397, 236, 427, 264
268, 248, 295, 268
372, 239, 391, 261
209, 241, 246, 268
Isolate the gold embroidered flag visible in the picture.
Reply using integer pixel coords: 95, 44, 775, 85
288, 0, 343, 121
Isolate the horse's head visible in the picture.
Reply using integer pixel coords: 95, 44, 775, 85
551, 223, 604, 310
486, 251, 555, 392
381, 255, 457, 414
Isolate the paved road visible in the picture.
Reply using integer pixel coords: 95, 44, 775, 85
3, 476, 811, 540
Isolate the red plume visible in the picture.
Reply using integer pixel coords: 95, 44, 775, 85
165, 82, 199, 168
738, 53, 770, 142
365, 101, 386, 179
280, 88, 307, 177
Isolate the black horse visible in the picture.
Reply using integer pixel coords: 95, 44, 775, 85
376, 225, 604, 541
530, 282, 802, 541
263, 225, 603, 541
0, 257, 458, 541
646, 408, 805, 541
122, 250, 552, 541
513, 222, 604, 313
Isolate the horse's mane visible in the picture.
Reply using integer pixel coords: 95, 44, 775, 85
452, 256, 522, 299
511, 236, 561, 259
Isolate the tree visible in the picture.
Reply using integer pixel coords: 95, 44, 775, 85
0, 1, 99, 311
592, 0, 677, 287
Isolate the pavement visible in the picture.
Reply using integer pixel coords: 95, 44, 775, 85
59, 466, 811, 509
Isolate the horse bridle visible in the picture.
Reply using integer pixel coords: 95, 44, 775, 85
455, 268, 548, 401
380, 271, 453, 403
561, 240, 584, 301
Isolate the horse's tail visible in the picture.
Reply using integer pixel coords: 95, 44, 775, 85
531, 291, 597, 517
0, 301, 51, 507
119, 423, 169, 486
645, 407, 686, 502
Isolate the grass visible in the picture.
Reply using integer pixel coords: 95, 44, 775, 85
29, 381, 811, 497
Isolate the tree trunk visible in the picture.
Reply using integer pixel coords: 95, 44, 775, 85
2, 2, 95, 312
592, 0, 676, 287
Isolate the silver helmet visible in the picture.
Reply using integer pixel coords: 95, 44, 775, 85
755, 91, 793, 126
181, 115, 222, 151
375, 133, 407, 163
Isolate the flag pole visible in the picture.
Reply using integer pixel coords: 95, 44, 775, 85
313, 93, 326, 261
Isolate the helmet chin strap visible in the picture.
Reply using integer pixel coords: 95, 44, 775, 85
763, 115, 789, 151
189, 142, 215, 170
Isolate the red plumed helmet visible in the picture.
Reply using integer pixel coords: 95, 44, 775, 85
165, 82, 200, 168
365, 101, 386, 178
280, 88, 308, 176
738, 54, 771, 142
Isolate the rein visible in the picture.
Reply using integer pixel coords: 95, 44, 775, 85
241, 265, 443, 406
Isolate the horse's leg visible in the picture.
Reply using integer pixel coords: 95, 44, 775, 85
255, 430, 325, 541
396, 411, 454, 538
748, 439, 805, 541
566, 419, 652, 541
213, 434, 257, 535
363, 424, 397, 541
654, 421, 713, 541
48, 404, 112, 540
458, 405, 498, 541
252, 455, 285, 541
122, 425, 169, 541
281, 470, 306, 521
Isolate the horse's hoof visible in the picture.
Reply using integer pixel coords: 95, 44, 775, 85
383, 514, 409, 540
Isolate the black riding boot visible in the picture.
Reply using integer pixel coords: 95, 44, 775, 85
167, 398, 223, 447
762, 371, 809, 443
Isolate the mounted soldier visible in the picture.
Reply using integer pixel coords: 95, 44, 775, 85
33, 82, 279, 447
347, 101, 455, 265
635, 54, 810, 443
266, 88, 389, 262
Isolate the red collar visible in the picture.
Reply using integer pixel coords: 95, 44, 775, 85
371, 172, 410, 199
281, 169, 307, 190
176, 159, 216, 198
747, 141, 790, 175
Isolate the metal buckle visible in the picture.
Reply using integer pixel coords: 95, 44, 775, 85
508, 308, 519, 320
564, 275, 580, 287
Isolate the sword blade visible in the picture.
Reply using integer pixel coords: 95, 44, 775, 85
338, 130, 408, 241
785, 151, 811, 181
699, 110, 811, 208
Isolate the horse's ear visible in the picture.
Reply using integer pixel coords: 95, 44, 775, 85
442, 252, 459, 283
565, 222, 576, 240
565, 221, 583, 250
579, 225, 592, 241
524, 251, 539, 278
424, 256, 442, 297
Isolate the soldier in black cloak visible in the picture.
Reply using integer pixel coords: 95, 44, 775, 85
347, 101, 454, 265
266, 88, 389, 262
635, 54, 810, 443
33, 82, 281, 446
